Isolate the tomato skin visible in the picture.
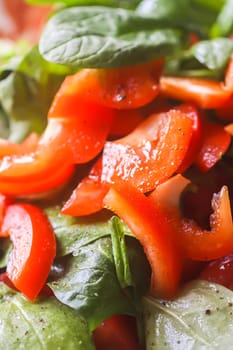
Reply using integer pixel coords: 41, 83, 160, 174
101, 105, 193, 193
195, 118, 231, 172
160, 76, 232, 109
103, 184, 182, 298
93, 315, 141, 350
200, 254, 233, 291
2, 203, 56, 300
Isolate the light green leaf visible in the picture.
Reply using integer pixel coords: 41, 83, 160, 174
143, 280, 233, 349
0, 283, 94, 349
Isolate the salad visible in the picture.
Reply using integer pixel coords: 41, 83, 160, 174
0, 0, 233, 349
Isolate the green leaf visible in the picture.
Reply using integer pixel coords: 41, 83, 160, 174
110, 216, 133, 289
143, 280, 233, 349
190, 38, 233, 71
39, 6, 182, 68
0, 238, 12, 269
0, 46, 71, 142
211, 0, 233, 37
0, 283, 94, 349
27, 0, 141, 8
46, 208, 150, 330
45, 207, 118, 256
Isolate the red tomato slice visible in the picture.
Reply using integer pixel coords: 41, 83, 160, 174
50, 59, 164, 111
101, 105, 193, 193
151, 174, 233, 261
200, 253, 233, 291
2, 203, 56, 300
93, 315, 140, 350
160, 76, 232, 108
62, 157, 109, 216
195, 118, 231, 172
103, 184, 182, 298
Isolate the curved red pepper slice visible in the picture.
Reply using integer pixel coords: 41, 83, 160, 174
2, 203, 56, 300
160, 76, 232, 109
150, 174, 233, 261
101, 105, 193, 193
49, 59, 164, 112
62, 158, 109, 216
195, 118, 231, 172
103, 184, 182, 298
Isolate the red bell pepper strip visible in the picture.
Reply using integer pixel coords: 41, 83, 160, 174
49, 59, 164, 111
103, 184, 182, 298
160, 76, 232, 109
0, 163, 75, 196
175, 103, 203, 172
195, 118, 231, 172
109, 109, 145, 137
216, 95, 233, 122
0, 133, 39, 158
150, 174, 233, 261
2, 203, 56, 300
225, 54, 233, 90
62, 158, 109, 216
0, 194, 12, 235
101, 105, 193, 193
93, 315, 140, 350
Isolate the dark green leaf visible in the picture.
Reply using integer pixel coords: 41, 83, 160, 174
47, 211, 150, 330
0, 238, 11, 269
0, 46, 71, 142
190, 38, 233, 71
0, 283, 94, 349
211, 0, 233, 37
45, 207, 120, 256
39, 6, 182, 68
143, 280, 233, 349
110, 216, 133, 289
27, 0, 141, 8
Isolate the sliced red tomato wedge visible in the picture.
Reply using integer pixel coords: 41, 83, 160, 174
151, 174, 233, 261
2, 203, 56, 300
101, 105, 194, 193
93, 315, 140, 350
103, 184, 182, 298
195, 118, 231, 172
61, 157, 109, 216
160, 76, 232, 109
49, 59, 164, 111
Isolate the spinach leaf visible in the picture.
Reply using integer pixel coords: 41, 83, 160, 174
27, 0, 141, 8
190, 38, 233, 71
110, 216, 133, 289
0, 46, 70, 142
46, 209, 150, 330
143, 280, 233, 349
0, 283, 94, 349
45, 206, 133, 256
211, 0, 233, 37
39, 6, 182, 68
0, 238, 12, 269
